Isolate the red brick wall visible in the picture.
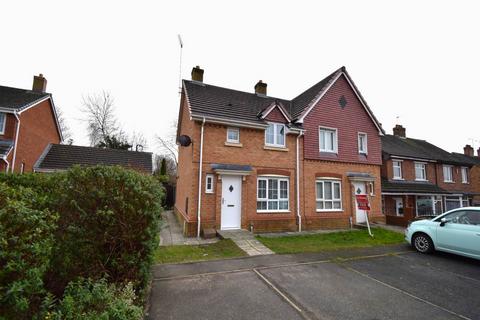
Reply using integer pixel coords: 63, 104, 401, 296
303, 75, 382, 165
264, 107, 288, 123
13, 99, 61, 172
382, 159, 436, 183
435, 164, 471, 193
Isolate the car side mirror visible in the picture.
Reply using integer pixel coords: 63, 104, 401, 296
440, 218, 448, 227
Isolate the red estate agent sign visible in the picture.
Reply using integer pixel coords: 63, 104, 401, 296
356, 195, 370, 211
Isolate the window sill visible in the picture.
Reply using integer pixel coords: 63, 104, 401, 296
257, 210, 290, 214
225, 142, 243, 147
392, 178, 404, 181
444, 181, 455, 184
316, 209, 343, 213
264, 146, 289, 152
415, 179, 428, 182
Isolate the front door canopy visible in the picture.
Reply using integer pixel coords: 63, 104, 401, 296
211, 163, 253, 176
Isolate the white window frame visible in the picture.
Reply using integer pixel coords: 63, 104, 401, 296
226, 127, 240, 143
257, 176, 289, 212
319, 127, 338, 153
461, 167, 469, 184
205, 174, 214, 193
316, 179, 342, 212
414, 162, 427, 181
358, 132, 368, 155
393, 197, 404, 216
443, 165, 454, 182
265, 123, 286, 148
392, 160, 403, 180
0, 112, 6, 135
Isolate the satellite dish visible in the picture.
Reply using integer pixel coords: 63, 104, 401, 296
178, 135, 192, 147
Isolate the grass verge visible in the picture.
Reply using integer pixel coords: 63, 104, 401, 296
154, 239, 247, 264
256, 228, 405, 254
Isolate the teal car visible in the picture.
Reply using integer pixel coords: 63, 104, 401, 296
405, 207, 480, 260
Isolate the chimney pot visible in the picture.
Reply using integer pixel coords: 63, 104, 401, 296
32, 74, 47, 93
254, 80, 267, 95
191, 66, 204, 82
392, 124, 406, 138
464, 144, 474, 157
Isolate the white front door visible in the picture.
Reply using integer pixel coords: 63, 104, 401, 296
353, 182, 367, 223
221, 175, 242, 230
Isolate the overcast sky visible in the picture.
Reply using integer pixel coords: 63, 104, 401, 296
2, 1, 479, 154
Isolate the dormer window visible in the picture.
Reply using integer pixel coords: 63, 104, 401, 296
0, 112, 6, 135
265, 123, 285, 147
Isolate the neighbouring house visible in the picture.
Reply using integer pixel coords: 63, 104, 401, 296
0, 74, 62, 173
451, 145, 480, 206
175, 66, 385, 237
34, 144, 153, 174
381, 125, 475, 226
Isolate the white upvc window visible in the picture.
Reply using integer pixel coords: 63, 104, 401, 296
358, 132, 368, 154
461, 167, 469, 184
265, 123, 285, 147
392, 160, 402, 179
414, 162, 427, 181
443, 165, 454, 182
205, 174, 214, 193
0, 112, 6, 135
319, 127, 338, 153
226, 127, 240, 143
316, 179, 342, 211
257, 177, 289, 212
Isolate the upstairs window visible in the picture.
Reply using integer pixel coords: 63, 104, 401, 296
226, 127, 240, 143
415, 162, 427, 181
358, 133, 368, 154
392, 160, 402, 179
265, 123, 285, 147
461, 167, 469, 184
0, 112, 6, 135
319, 127, 338, 153
443, 165, 454, 182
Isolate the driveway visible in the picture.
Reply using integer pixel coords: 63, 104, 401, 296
147, 244, 480, 320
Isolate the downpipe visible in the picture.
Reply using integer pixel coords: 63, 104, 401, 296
197, 117, 206, 238
296, 131, 304, 232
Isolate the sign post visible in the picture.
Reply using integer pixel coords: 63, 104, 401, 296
356, 194, 374, 237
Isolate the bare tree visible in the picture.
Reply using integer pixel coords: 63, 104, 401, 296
130, 131, 148, 151
156, 120, 178, 167
82, 91, 119, 146
55, 106, 73, 144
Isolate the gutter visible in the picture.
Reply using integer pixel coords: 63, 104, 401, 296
11, 112, 21, 173
296, 131, 304, 232
197, 117, 206, 238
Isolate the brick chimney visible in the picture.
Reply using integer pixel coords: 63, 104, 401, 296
32, 74, 47, 92
254, 80, 267, 95
191, 66, 204, 82
393, 124, 406, 138
464, 144, 474, 157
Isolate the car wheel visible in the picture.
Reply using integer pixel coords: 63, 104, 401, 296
412, 233, 434, 254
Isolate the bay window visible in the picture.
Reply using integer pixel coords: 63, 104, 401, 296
257, 177, 289, 212
316, 179, 342, 211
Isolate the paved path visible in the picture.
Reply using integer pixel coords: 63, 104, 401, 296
217, 229, 274, 256
159, 210, 218, 246
147, 245, 480, 320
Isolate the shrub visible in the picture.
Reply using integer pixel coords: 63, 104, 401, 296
49, 166, 162, 297
0, 183, 58, 319
45, 278, 142, 320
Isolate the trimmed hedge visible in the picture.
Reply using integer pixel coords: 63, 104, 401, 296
0, 166, 163, 319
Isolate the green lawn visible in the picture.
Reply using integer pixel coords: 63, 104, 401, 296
154, 239, 247, 264
257, 228, 405, 254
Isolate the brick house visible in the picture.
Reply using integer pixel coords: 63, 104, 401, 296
381, 125, 475, 226
175, 66, 385, 237
451, 145, 480, 206
0, 74, 62, 173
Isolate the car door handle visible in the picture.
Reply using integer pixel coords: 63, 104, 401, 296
227, 204, 234, 207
